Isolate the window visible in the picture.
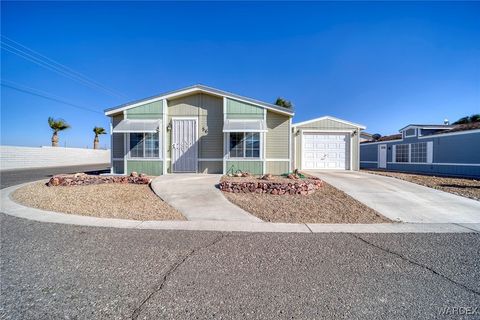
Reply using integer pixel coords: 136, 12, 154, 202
411, 142, 427, 163
229, 132, 260, 158
404, 128, 416, 137
395, 144, 409, 163
229, 133, 244, 157
129, 132, 159, 158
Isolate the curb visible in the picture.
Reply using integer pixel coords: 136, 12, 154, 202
1, 181, 479, 233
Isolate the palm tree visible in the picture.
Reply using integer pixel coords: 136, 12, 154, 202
93, 126, 107, 149
274, 97, 293, 108
453, 114, 480, 125
48, 117, 70, 147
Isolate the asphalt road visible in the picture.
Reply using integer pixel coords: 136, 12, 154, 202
1, 167, 480, 319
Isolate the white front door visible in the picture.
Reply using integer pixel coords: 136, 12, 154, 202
302, 133, 349, 170
172, 119, 198, 172
378, 144, 387, 168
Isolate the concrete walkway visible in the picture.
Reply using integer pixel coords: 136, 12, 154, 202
151, 174, 262, 222
307, 170, 480, 223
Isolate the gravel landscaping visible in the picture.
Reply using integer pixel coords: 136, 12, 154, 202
362, 170, 480, 201
222, 181, 390, 224
11, 182, 185, 221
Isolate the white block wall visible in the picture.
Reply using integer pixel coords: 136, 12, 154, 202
0, 146, 111, 170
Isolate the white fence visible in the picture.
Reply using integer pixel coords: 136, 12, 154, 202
0, 145, 111, 170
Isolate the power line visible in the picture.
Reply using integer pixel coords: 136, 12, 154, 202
1, 44, 119, 97
1, 79, 103, 114
1, 40, 126, 99
2, 35, 122, 95
1, 35, 127, 99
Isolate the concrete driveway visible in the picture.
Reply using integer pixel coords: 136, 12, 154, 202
151, 174, 262, 222
307, 171, 480, 223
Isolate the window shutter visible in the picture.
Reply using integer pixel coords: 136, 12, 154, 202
427, 141, 433, 164
392, 145, 396, 163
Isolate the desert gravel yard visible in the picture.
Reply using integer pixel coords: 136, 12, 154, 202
362, 170, 480, 201
222, 181, 390, 224
11, 182, 185, 221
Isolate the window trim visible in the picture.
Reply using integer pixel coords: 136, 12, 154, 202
393, 142, 432, 164
403, 128, 417, 138
395, 143, 410, 163
127, 132, 161, 159
410, 142, 428, 163
227, 132, 262, 159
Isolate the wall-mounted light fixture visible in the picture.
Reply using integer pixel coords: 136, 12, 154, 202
166, 122, 172, 132
202, 126, 209, 134
351, 130, 358, 137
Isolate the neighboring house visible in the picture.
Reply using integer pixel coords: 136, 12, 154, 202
104, 85, 366, 176
360, 132, 374, 143
292, 117, 365, 171
360, 122, 480, 177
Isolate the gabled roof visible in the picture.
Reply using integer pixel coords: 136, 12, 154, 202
292, 116, 366, 129
398, 124, 454, 132
104, 84, 294, 116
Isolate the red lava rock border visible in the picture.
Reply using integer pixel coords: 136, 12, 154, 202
219, 177, 323, 195
47, 172, 151, 187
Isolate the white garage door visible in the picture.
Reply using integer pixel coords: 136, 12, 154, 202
302, 133, 349, 170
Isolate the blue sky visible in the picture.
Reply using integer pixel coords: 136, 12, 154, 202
1, 1, 479, 148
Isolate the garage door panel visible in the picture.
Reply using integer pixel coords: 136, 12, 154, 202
302, 133, 349, 170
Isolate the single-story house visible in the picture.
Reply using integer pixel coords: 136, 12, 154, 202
360, 122, 480, 177
105, 85, 366, 176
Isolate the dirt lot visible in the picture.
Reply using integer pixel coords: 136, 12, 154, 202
362, 170, 480, 201
12, 182, 185, 221
222, 182, 390, 224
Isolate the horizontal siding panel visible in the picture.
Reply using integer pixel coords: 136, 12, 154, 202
226, 161, 263, 175
296, 118, 358, 130
127, 160, 162, 176
126, 100, 163, 119
226, 98, 264, 119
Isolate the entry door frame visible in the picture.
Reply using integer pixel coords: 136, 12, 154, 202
300, 130, 353, 171
171, 117, 198, 173
378, 144, 387, 168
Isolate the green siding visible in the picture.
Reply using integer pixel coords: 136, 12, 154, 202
126, 160, 163, 176
295, 118, 358, 130
167, 93, 223, 160
266, 110, 290, 159
226, 98, 264, 119
126, 100, 163, 119
266, 161, 290, 175
226, 161, 263, 175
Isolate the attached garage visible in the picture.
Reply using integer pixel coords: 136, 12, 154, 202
292, 116, 365, 171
